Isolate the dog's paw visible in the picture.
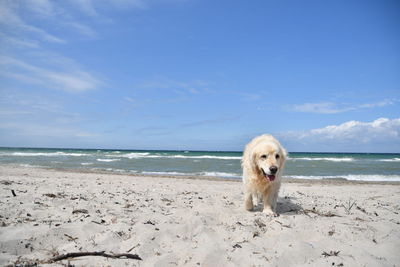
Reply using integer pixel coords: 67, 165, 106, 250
262, 208, 279, 217
244, 198, 254, 211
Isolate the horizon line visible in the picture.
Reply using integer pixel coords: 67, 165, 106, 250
0, 146, 399, 155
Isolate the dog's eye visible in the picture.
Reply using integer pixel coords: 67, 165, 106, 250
275, 154, 280, 159
261, 155, 267, 159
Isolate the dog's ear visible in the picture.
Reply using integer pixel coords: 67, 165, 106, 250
241, 147, 249, 171
279, 147, 288, 170
250, 150, 260, 174
281, 147, 287, 162
242, 146, 259, 176
242, 145, 254, 173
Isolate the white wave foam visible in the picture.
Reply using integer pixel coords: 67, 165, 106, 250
175, 155, 241, 160
287, 175, 400, 182
4, 152, 89, 157
141, 171, 189, 176
97, 159, 120, 162
199, 172, 241, 178
139, 171, 241, 178
1, 150, 240, 160
286, 175, 328, 180
89, 167, 128, 173
109, 153, 241, 160
106, 152, 150, 159
379, 158, 400, 162
81, 162, 93, 165
343, 175, 400, 182
289, 157, 354, 162
18, 164, 40, 168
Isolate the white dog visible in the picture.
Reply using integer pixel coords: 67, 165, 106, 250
241, 134, 287, 215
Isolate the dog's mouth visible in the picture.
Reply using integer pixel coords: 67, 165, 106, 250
261, 168, 276, 181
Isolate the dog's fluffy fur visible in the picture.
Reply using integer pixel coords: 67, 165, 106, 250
241, 134, 287, 214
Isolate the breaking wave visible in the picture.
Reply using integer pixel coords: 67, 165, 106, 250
287, 175, 400, 182
289, 157, 355, 162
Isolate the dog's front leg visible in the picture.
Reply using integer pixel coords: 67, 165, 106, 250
262, 198, 275, 215
262, 186, 277, 215
244, 192, 254, 211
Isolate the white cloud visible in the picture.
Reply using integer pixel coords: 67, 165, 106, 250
70, 0, 147, 15
0, 1, 65, 44
69, 0, 99, 16
358, 99, 396, 109
291, 102, 352, 114
279, 118, 400, 152
290, 100, 396, 114
65, 21, 98, 38
26, 0, 54, 16
0, 0, 98, 50
0, 56, 102, 92
1, 0, 179, 46
308, 118, 400, 142
0, 32, 39, 48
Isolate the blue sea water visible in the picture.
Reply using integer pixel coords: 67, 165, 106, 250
0, 147, 399, 182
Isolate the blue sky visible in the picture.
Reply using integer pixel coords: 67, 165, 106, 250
0, 0, 399, 152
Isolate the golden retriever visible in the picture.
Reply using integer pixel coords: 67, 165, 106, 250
241, 134, 287, 215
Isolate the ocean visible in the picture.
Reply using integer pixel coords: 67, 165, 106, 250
0, 147, 399, 182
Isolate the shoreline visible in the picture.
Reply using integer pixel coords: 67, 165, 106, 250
2, 163, 400, 185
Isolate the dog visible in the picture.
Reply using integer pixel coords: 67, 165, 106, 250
241, 134, 287, 215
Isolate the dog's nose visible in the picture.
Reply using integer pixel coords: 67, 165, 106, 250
269, 166, 278, 174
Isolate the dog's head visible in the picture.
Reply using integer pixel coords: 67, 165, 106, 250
244, 135, 287, 182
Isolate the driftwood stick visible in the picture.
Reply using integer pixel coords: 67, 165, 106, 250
47, 251, 142, 262
64, 234, 78, 242
126, 243, 140, 253
11, 189, 17, 197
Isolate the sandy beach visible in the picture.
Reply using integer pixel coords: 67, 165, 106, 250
0, 165, 399, 266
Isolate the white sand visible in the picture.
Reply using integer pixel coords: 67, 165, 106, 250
0, 165, 399, 266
